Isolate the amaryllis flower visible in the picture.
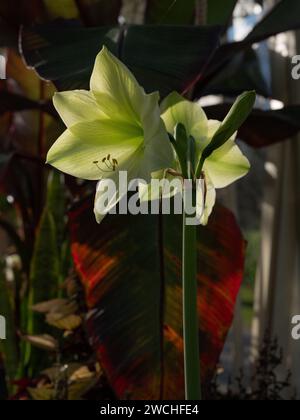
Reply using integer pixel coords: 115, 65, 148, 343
47, 47, 173, 222
139, 92, 251, 225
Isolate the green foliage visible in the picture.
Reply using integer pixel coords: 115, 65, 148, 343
21, 24, 221, 96
200, 48, 270, 98
244, 0, 300, 46
25, 209, 59, 375
46, 171, 66, 254
145, 0, 196, 24
24, 171, 66, 375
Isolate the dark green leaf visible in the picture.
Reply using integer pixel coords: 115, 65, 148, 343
197, 0, 300, 94
46, 171, 66, 251
198, 48, 270, 98
20, 23, 221, 96
28, 209, 59, 317
244, 0, 300, 46
145, 0, 195, 24
20, 22, 120, 91
25, 209, 60, 375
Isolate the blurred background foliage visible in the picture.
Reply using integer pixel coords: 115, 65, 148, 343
0, 0, 299, 400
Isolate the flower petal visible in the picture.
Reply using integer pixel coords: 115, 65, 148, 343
204, 121, 250, 189
139, 170, 181, 202
94, 170, 126, 223
53, 90, 105, 127
69, 119, 143, 146
90, 47, 146, 124
196, 177, 216, 226
46, 124, 142, 180
141, 122, 174, 179
161, 92, 208, 142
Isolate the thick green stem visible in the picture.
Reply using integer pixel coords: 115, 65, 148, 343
173, 127, 202, 399
182, 188, 202, 400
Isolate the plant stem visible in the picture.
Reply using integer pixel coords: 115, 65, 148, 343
182, 189, 202, 400
182, 134, 202, 401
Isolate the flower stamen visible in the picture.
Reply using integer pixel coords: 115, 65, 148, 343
93, 154, 119, 173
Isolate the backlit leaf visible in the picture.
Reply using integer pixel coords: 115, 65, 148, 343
69, 198, 245, 399
20, 23, 221, 96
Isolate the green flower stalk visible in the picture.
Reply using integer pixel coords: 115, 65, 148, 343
47, 46, 255, 401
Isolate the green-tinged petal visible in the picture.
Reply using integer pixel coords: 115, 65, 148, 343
139, 170, 181, 202
141, 92, 161, 144
161, 92, 208, 145
46, 127, 142, 181
69, 119, 143, 146
94, 159, 144, 224
204, 144, 250, 189
94, 171, 125, 224
53, 90, 106, 128
196, 178, 216, 226
90, 47, 146, 124
204, 120, 250, 189
140, 119, 174, 178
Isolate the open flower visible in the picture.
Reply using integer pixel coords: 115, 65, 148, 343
158, 92, 251, 225
47, 47, 173, 223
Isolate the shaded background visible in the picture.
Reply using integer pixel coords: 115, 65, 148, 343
0, 0, 300, 400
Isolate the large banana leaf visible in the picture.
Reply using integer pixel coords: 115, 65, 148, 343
199, 48, 270, 99
145, 0, 238, 26
20, 22, 221, 96
69, 198, 245, 400
145, 0, 196, 24
243, 0, 300, 47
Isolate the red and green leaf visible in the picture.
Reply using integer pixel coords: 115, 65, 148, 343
69, 198, 245, 400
